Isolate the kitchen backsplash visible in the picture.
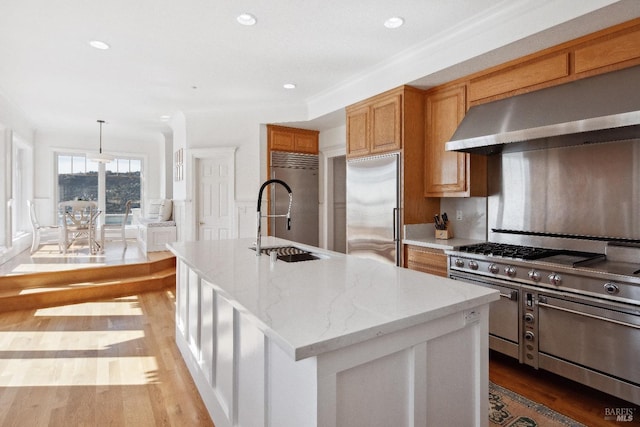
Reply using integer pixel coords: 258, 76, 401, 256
403, 197, 487, 241
439, 197, 487, 240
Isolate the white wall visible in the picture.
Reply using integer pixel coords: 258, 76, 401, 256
170, 111, 187, 201
163, 131, 174, 199
0, 94, 36, 260
319, 125, 346, 249
184, 106, 308, 198
0, 92, 34, 143
185, 110, 262, 202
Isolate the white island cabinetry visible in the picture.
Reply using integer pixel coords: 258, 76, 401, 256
170, 237, 498, 427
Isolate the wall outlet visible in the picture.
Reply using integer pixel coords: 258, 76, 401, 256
456, 210, 463, 221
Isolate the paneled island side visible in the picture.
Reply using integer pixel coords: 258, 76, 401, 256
168, 237, 498, 427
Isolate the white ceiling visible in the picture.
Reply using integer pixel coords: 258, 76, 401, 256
0, 0, 639, 139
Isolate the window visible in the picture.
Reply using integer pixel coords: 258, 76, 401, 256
57, 154, 142, 225
105, 158, 141, 225
57, 155, 99, 202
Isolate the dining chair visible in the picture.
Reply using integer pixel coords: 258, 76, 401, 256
101, 200, 132, 249
59, 200, 100, 254
27, 200, 61, 254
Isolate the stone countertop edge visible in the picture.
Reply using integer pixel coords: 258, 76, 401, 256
168, 237, 499, 361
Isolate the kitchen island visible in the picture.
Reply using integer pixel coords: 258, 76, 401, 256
168, 237, 498, 427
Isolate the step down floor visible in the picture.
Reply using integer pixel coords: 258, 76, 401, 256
0, 256, 176, 313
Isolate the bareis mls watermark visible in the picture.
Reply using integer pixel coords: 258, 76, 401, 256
604, 407, 635, 422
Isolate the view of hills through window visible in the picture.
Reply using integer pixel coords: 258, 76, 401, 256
57, 155, 142, 224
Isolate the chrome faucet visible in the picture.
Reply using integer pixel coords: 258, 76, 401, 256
256, 179, 292, 256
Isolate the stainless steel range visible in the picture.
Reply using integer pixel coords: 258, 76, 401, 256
447, 241, 640, 405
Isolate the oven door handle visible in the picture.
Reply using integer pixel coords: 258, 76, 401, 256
538, 301, 640, 330
499, 290, 518, 301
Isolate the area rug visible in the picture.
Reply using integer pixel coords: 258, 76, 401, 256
489, 382, 586, 426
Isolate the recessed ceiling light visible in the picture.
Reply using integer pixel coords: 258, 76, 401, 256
384, 16, 404, 29
89, 40, 110, 50
160, 115, 171, 121
237, 13, 257, 26
283, 83, 296, 89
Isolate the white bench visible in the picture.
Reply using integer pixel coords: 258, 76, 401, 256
135, 199, 177, 252
137, 219, 177, 252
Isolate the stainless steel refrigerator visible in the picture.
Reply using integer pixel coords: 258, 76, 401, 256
346, 153, 400, 265
270, 151, 319, 246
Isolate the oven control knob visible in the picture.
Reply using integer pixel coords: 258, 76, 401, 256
469, 261, 479, 270
524, 313, 535, 323
505, 265, 517, 277
528, 270, 541, 282
488, 263, 499, 274
454, 258, 465, 268
524, 331, 535, 341
548, 273, 562, 286
603, 282, 619, 295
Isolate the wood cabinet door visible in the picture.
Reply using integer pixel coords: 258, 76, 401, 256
574, 26, 640, 74
370, 94, 402, 154
294, 133, 318, 154
346, 105, 370, 157
268, 125, 318, 154
469, 53, 569, 103
269, 128, 295, 152
424, 85, 467, 196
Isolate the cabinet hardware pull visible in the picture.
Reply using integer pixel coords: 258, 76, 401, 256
538, 302, 640, 330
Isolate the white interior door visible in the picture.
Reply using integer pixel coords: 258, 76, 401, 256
197, 156, 234, 240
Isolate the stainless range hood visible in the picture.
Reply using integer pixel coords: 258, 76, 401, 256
445, 64, 640, 155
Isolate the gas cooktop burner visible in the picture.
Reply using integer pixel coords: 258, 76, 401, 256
456, 242, 606, 266
457, 243, 561, 260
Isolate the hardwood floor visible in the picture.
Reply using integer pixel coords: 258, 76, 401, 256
3, 244, 638, 426
0, 240, 164, 276
490, 351, 640, 426
0, 290, 213, 427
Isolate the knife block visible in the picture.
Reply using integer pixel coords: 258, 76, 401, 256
435, 229, 453, 240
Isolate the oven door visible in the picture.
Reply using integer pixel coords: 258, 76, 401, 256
449, 271, 520, 359
537, 291, 640, 385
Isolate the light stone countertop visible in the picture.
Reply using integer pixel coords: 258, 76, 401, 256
402, 236, 486, 250
403, 222, 485, 250
168, 237, 498, 361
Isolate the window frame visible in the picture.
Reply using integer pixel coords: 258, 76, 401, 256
55, 151, 144, 226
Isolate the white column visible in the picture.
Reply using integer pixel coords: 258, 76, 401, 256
98, 162, 106, 226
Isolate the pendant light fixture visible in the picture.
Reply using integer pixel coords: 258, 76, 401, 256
87, 119, 114, 163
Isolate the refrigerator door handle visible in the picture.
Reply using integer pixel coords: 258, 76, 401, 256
393, 207, 398, 242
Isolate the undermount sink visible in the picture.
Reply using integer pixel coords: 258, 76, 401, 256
250, 245, 325, 262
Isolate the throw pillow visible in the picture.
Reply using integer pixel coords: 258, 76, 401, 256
158, 199, 173, 221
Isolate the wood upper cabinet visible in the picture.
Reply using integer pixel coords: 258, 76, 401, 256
573, 24, 640, 75
466, 19, 640, 106
469, 53, 570, 103
346, 104, 370, 157
267, 125, 319, 154
424, 84, 487, 197
424, 85, 464, 196
346, 90, 402, 157
370, 93, 402, 154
